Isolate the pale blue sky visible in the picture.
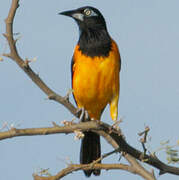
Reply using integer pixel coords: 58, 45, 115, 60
1, 0, 179, 180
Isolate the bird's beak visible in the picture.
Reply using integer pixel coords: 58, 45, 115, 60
59, 10, 84, 21
59, 10, 75, 17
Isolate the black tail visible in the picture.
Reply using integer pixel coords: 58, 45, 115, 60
80, 132, 101, 177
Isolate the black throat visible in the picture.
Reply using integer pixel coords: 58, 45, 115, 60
78, 28, 112, 57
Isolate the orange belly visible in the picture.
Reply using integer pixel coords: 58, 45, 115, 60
72, 40, 120, 120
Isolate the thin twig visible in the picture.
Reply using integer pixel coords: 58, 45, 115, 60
139, 126, 150, 155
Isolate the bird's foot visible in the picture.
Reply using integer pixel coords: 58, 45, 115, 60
76, 107, 90, 122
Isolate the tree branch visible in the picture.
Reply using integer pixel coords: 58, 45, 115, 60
1, 120, 179, 177
33, 163, 133, 180
3, 0, 78, 118
0, 121, 99, 141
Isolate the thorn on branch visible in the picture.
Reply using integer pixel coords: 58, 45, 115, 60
13, 33, 22, 44
48, 94, 56, 100
63, 88, 73, 102
111, 118, 123, 131
3, 33, 8, 38
61, 119, 76, 126
35, 168, 51, 177
22, 59, 30, 68
138, 126, 150, 138
118, 154, 122, 161
23, 57, 37, 68
138, 126, 150, 156
2, 53, 12, 58
52, 122, 60, 127
13, 32, 20, 36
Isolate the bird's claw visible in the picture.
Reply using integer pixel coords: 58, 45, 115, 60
76, 107, 90, 122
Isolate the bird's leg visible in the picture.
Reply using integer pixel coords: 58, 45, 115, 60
79, 107, 90, 122
79, 107, 85, 121
76, 107, 90, 122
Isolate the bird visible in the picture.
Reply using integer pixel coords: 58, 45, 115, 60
59, 6, 121, 177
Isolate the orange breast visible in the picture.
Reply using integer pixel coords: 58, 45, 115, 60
72, 40, 120, 120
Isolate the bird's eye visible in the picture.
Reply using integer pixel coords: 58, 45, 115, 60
84, 8, 92, 16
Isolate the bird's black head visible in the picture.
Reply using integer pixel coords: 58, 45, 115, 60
59, 6, 111, 57
59, 6, 107, 32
